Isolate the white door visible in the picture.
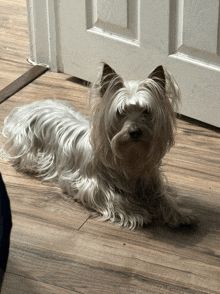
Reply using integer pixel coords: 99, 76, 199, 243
27, 0, 220, 127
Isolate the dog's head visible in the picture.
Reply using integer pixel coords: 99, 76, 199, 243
90, 64, 180, 179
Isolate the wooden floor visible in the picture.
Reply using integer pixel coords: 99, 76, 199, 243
1, 1, 220, 293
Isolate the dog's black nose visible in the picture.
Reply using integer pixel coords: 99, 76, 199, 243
129, 129, 142, 140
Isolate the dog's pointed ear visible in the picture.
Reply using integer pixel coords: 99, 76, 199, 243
100, 63, 123, 97
148, 65, 166, 91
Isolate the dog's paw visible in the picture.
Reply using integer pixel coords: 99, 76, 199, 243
165, 208, 197, 228
116, 212, 152, 230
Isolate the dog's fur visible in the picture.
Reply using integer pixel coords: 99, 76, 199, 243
1, 64, 195, 229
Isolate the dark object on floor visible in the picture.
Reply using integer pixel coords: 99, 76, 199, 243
0, 173, 12, 290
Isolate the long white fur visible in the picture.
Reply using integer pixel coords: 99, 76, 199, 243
1, 64, 195, 229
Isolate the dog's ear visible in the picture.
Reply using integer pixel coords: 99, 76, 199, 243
148, 65, 180, 110
100, 63, 123, 97
148, 65, 165, 91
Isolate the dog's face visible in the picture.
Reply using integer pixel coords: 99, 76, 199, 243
90, 64, 180, 179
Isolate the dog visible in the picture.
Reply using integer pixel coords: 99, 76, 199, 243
1, 64, 195, 229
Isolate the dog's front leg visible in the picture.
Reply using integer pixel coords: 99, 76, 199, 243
159, 190, 197, 228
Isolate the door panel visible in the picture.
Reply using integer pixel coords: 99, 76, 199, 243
170, 0, 220, 66
27, 0, 220, 127
86, 0, 139, 45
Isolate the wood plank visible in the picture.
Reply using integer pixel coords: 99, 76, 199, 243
2, 272, 77, 294
0, 65, 49, 104
0, 60, 32, 92
0, 159, 90, 231
3, 214, 219, 294
0, 0, 31, 91
0, 0, 29, 65
0, 70, 89, 117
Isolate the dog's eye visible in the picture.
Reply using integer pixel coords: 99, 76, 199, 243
143, 109, 150, 116
116, 109, 126, 118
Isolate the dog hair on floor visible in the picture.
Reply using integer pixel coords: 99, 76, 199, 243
1, 64, 196, 229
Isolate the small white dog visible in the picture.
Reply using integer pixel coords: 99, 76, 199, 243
1, 64, 195, 229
